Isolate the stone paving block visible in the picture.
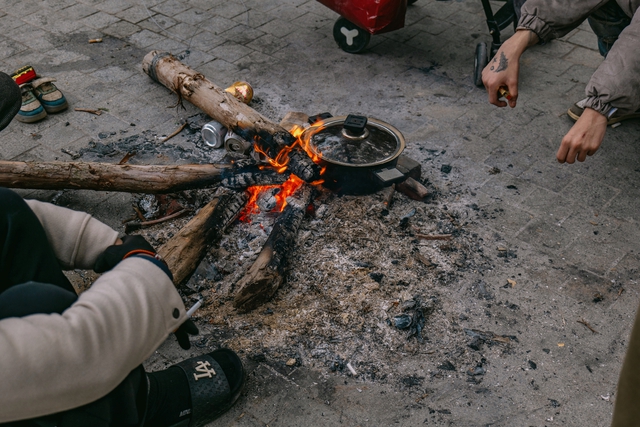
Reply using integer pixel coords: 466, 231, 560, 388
412, 15, 453, 36
200, 15, 240, 35
219, 24, 266, 45
116, 5, 152, 24
91, 65, 137, 84
561, 174, 620, 210
151, 0, 189, 17
136, 14, 178, 33
102, 20, 141, 38
81, 11, 121, 29
521, 49, 577, 77
267, 4, 312, 22
518, 160, 576, 193
209, 3, 251, 20
209, 40, 254, 62
127, 28, 167, 48
173, 7, 211, 25
291, 11, 333, 30
560, 63, 597, 85
148, 38, 189, 55
231, 10, 277, 28
184, 28, 225, 51
0, 36, 29, 60
520, 187, 577, 223
418, 0, 459, 20
25, 120, 90, 151
566, 28, 598, 50
0, 131, 40, 160
256, 18, 299, 39
245, 33, 290, 56
562, 45, 604, 68
94, 0, 138, 15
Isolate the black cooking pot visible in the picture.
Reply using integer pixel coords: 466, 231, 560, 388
301, 114, 406, 194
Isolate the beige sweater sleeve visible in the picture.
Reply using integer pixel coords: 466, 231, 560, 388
25, 199, 120, 270
0, 200, 188, 422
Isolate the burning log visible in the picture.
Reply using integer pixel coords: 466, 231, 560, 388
158, 189, 248, 285
221, 168, 290, 190
142, 51, 294, 159
0, 160, 232, 193
233, 183, 314, 311
286, 149, 322, 183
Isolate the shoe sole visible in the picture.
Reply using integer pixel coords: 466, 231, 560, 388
15, 110, 47, 123
42, 100, 68, 114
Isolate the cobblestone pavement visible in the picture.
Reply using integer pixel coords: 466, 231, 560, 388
2, 0, 640, 425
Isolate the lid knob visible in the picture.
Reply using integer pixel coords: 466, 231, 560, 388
343, 114, 368, 137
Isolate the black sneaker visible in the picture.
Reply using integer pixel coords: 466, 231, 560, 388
568, 98, 640, 125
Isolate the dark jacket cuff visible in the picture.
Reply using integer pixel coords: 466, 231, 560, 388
129, 254, 174, 282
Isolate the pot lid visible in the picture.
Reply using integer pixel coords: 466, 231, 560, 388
303, 115, 405, 167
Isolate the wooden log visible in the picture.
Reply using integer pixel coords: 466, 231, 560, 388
158, 190, 248, 286
396, 177, 429, 201
396, 155, 422, 180
233, 183, 314, 311
0, 160, 232, 193
142, 51, 295, 158
221, 168, 290, 190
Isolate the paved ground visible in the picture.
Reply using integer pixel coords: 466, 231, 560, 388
2, 0, 640, 425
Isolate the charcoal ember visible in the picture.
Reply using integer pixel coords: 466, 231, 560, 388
137, 194, 159, 219
393, 314, 412, 329
287, 149, 321, 182
221, 168, 289, 190
438, 361, 456, 371
257, 187, 281, 212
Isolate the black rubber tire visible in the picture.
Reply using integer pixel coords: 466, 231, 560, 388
474, 42, 488, 87
333, 17, 371, 54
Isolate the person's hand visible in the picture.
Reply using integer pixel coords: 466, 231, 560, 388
556, 108, 608, 164
482, 29, 538, 108
94, 235, 156, 273
174, 319, 199, 350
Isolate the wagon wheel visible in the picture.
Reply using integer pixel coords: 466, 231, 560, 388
333, 17, 371, 54
473, 42, 488, 87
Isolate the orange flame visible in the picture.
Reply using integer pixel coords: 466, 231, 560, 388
240, 122, 328, 222
238, 175, 305, 222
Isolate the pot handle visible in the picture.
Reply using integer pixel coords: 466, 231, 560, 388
373, 167, 405, 186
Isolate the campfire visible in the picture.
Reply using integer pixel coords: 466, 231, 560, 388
0, 51, 497, 383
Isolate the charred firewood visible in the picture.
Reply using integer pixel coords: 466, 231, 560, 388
220, 168, 290, 190
233, 184, 314, 311
0, 160, 232, 193
142, 51, 295, 158
158, 189, 248, 286
396, 177, 429, 201
286, 149, 322, 183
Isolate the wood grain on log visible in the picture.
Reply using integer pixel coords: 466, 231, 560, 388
233, 184, 314, 311
142, 51, 294, 158
159, 190, 248, 286
0, 160, 232, 193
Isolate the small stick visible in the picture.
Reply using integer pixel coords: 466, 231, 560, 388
74, 108, 102, 115
88, 38, 103, 43
416, 233, 452, 241
126, 209, 190, 232
577, 318, 598, 334
118, 151, 137, 165
159, 122, 187, 142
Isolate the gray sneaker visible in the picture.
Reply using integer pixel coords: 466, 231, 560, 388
568, 98, 640, 125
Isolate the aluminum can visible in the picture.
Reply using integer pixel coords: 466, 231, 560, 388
224, 130, 252, 155
201, 120, 227, 148
225, 81, 253, 104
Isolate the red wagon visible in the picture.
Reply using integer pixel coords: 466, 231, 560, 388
317, 0, 417, 53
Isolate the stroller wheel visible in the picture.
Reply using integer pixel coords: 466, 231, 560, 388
333, 17, 371, 53
473, 42, 488, 87
408, 0, 419, 4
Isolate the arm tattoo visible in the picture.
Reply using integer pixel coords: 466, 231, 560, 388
494, 52, 508, 72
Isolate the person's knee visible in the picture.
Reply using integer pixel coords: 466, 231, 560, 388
0, 187, 31, 217
0, 281, 78, 319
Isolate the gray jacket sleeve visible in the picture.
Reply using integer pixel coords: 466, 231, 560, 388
518, 0, 640, 115
583, 9, 640, 115
0, 201, 188, 422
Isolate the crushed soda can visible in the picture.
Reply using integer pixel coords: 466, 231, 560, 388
201, 120, 227, 148
225, 81, 253, 104
224, 130, 252, 155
